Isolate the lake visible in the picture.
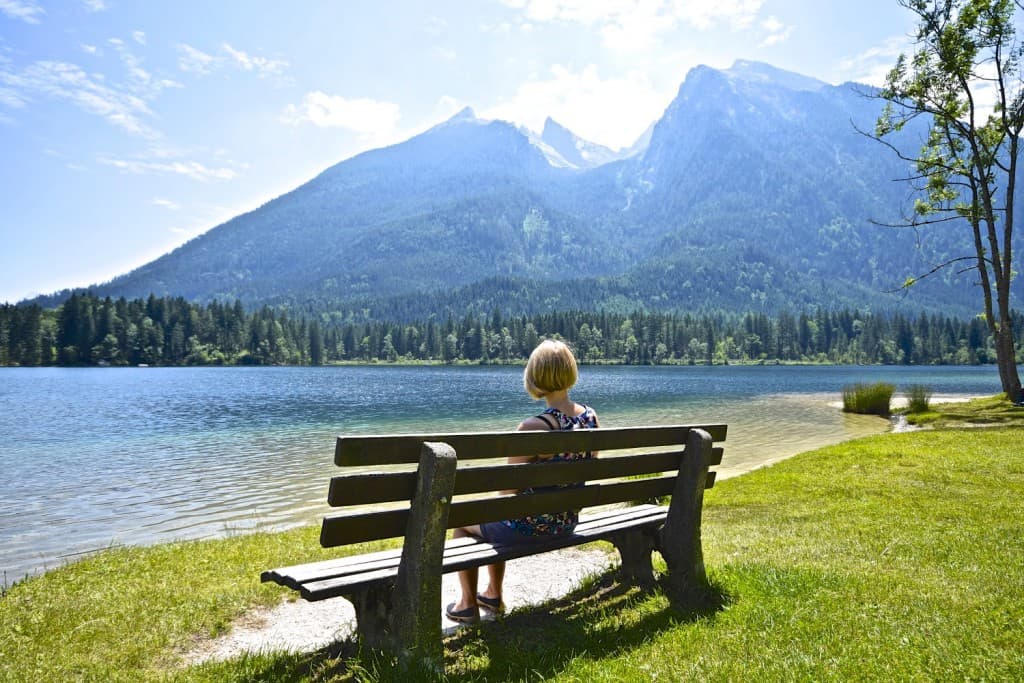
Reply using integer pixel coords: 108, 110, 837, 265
0, 364, 1005, 582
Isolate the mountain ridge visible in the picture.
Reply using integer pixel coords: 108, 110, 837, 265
26, 61, 1022, 318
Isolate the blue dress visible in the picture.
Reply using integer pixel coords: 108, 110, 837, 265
499, 405, 599, 537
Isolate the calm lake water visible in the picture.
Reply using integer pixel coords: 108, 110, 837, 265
0, 364, 1006, 581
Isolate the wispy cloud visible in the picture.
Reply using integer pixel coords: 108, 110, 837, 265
152, 197, 181, 210
0, 61, 157, 136
177, 42, 289, 81
281, 91, 402, 136
222, 43, 288, 77
82, 0, 108, 11
432, 46, 457, 62
499, 0, 765, 50
177, 43, 217, 75
0, 0, 44, 24
837, 36, 910, 86
100, 156, 238, 181
109, 37, 183, 98
132, 30, 146, 46
759, 15, 794, 47
0, 85, 27, 107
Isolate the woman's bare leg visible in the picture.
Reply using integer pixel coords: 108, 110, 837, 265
482, 561, 505, 602
452, 526, 481, 611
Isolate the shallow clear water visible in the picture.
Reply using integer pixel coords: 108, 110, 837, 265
0, 364, 1005, 580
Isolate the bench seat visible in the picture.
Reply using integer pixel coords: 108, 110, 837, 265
263, 503, 669, 600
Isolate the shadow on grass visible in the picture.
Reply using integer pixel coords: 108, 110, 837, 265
186, 571, 728, 682
443, 571, 728, 681
441, 571, 728, 681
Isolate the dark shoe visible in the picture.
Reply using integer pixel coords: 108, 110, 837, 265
445, 602, 480, 623
476, 593, 505, 614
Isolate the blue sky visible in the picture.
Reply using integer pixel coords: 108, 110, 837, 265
0, 0, 918, 304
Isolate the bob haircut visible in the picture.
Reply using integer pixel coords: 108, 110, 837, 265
524, 339, 578, 399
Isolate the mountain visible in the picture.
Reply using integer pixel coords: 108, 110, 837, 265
538, 117, 632, 169
32, 61, 1022, 319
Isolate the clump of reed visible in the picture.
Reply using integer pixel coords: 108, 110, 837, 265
842, 382, 895, 416
905, 384, 933, 413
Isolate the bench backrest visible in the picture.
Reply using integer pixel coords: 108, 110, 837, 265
320, 424, 726, 548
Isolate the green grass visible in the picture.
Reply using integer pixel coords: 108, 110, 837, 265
842, 382, 895, 416
3, 417, 1023, 681
906, 392, 1024, 427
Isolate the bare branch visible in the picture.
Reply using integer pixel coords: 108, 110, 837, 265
883, 256, 985, 293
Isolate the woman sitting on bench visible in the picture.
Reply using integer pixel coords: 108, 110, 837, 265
446, 339, 601, 623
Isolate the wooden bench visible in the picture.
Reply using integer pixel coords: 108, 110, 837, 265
262, 423, 726, 670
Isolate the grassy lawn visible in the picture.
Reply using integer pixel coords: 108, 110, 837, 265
2, 399, 1022, 681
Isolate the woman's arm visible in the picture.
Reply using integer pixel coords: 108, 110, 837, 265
499, 416, 551, 493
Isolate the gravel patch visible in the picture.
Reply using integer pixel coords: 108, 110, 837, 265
183, 546, 612, 665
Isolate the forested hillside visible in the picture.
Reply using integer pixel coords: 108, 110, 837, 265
3, 294, 1016, 367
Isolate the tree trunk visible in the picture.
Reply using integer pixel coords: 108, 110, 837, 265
995, 324, 1022, 403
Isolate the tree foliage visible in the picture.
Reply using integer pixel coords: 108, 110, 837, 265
876, 0, 1024, 401
1, 294, 1019, 368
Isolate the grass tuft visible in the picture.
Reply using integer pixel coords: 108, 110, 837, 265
905, 384, 933, 413
842, 382, 895, 416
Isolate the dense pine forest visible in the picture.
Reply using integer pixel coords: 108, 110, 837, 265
1, 293, 1018, 367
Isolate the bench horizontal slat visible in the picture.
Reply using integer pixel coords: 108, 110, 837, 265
263, 505, 658, 586
290, 505, 671, 600
336, 424, 727, 465
328, 446, 725, 506
320, 475, 694, 547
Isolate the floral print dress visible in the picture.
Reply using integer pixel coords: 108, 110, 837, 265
500, 405, 599, 537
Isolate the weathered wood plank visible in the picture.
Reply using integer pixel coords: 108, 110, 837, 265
336, 424, 728, 465
320, 476, 679, 547
302, 505, 671, 600
327, 446, 724, 507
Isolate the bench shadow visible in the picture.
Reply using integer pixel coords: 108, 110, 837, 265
209, 570, 729, 682
440, 570, 729, 680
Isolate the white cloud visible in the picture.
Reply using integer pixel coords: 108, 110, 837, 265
132, 31, 146, 46
100, 156, 237, 181
432, 46, 457, 62
177, 43, 289, 80
82, 0, 108, 11
177, 43, 218, 75
480, 63, 668, 149
81, 43, 99, 55
498, 0, 764, 48
105, 38, 182, 99
0, 60, 156, 136
152, 198, 181, 210
0, 85, 27, 107
0, 0, 44, 23
222, 43, 288, 77
759, 15, 793, 47
836, 36, 910, 86
425, 16, 448, 34
672, 0, 763, 31
281, 91, 402, 136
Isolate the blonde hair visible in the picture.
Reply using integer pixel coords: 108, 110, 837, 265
524, 339, 578, 399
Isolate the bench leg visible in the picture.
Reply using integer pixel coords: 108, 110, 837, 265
348, 582, 396, 652
660, 428, 712, 603
607, 527, 657, 588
